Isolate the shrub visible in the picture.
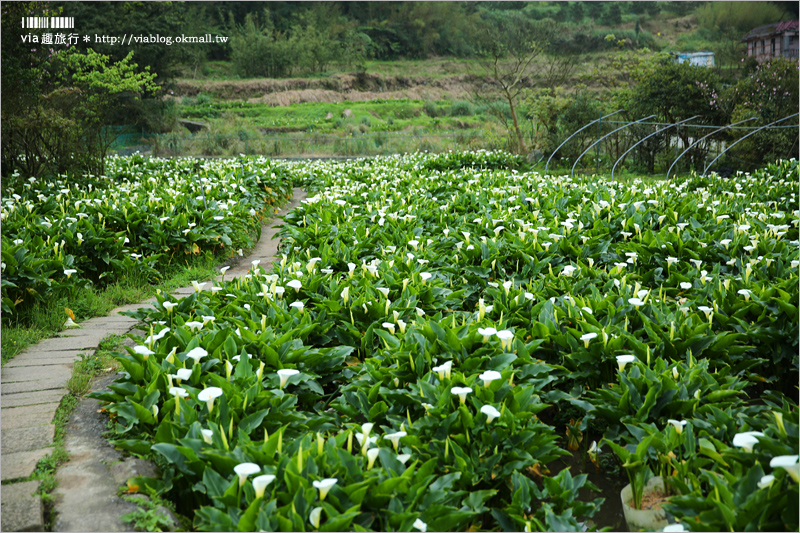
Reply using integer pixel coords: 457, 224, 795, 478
195, 93, 213, 106
449, 101, 475, 117
423, 101, 440, 118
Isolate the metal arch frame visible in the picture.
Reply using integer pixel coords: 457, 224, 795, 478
611, 115, 700, 180
571, 115, 656, 179
544, 109, 624, 177
666, 117, 757, 180
702, 113, 799, 176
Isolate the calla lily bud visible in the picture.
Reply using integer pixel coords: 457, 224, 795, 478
360, 422, 374, 454
309, 507, 323, 529
773, 411, 786, 436
166, 347, 177, 365
366, 447, 380, 469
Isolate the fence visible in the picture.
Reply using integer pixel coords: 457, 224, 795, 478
111, 130, 488, 159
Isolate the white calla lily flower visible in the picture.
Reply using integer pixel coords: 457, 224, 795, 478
277, 368, 300, 388
480, 404, 501, 423
312, 478, 338, 500
253, 474, 276, 498
233, 462, 261, 487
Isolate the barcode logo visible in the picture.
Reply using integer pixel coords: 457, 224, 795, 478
21, 17, 74, 29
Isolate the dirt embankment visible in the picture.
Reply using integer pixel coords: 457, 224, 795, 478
175, 72, 483, 105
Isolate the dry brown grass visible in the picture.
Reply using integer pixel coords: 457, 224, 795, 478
177, 73, 482, 105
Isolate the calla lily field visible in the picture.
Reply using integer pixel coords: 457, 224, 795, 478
1, 154, 293, 317
4, 151, 798, 531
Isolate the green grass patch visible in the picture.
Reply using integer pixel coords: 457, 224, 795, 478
67, 348, 121, 396
180, 98, 488, 134
120, 494, 185, 532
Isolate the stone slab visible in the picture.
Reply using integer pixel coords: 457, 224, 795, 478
23, 336, 98, 352
2, 377, 70, 395
1, 425, 55, 455
0, 480, 43, 532
1, 403, 60, 418
17, 338, 87, 354
2, 364, 73, 383
1, 449, 51, 481
4, 353, 85, 368
53, 375, 144, 532
1, 389, 65, 409
64, 323, 135, 337
82, 314, 139, 324
109, 301, 156, 316
1, 411, 55, 432
109, 458, 159, 486
170, 287, 196, 296
57, 328, 117, 344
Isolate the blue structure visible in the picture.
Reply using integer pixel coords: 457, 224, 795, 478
674, 51, 715, 67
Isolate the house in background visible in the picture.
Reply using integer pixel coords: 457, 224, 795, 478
742, 20, 799, 62
674, 51, 715, 67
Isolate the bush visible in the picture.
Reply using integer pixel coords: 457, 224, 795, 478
720, 58, 800, 168
423, 101, 440, 118
449, 100, 475, 117
393, 105, 419, 120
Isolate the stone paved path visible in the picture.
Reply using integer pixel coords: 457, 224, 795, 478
0, 188, 306, 532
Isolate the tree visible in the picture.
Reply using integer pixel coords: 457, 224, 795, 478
600, 4, 622, 26
2, 42, 158, 178
1, 1, 61, 177
586, 2, 605, 23
718, 58, 799, 167
55, 50, 159, 173
624, 56, 726, 172
54, 1, 190, 81
582, 38, 652, 90
474, 13, 551, 153
569, 2, 585, 23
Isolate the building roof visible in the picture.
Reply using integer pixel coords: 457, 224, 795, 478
743, 20, 799, 42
